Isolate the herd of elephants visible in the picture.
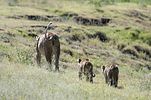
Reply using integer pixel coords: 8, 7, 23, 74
35, 22, 119, 87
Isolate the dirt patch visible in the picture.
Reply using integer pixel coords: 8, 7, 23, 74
67, 32, 108, 43
8, 14, 111, 26
117, 44, 126, 51
122, 47, 139, 58
144, 64, 151, 70
30, 25, 57, 30
124, 27, 131, 30
7, 15, 63, 22
27, 33, 37, 38
26, 24, 57, 37
0, 28, 5, 31
118, 44, 151, 60
0, 32, 15, 43
125, 10, 150, 20
63, 49, 73, 56
118, 45, 138, 58
7, 13, 77, 22
64, 26, 72, 33
1, 36, 10, 43
134, 45, 151, 58
68, 34, 85, 42
87, 32, 109, 42
73, 16, 111, 26
25, 15, 48, 21
6, 31, 15, 37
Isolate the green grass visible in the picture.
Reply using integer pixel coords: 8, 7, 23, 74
0, 0, 151, 100
0, 62, 150, 100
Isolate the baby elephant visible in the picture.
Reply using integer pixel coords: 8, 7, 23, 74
78, 59, 95, 83
102, 64, 119, 87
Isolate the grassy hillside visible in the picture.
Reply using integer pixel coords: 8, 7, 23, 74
0, 0, 151, 100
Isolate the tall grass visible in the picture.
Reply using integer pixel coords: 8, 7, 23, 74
0, 0, 150, 99
89, 0, 151, 6
0, 62, 150, 100
1, 0, 151, 7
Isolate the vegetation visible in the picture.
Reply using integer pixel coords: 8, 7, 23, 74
0, 0, 151, 100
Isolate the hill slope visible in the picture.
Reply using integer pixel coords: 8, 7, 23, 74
0, 0, 151, 100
